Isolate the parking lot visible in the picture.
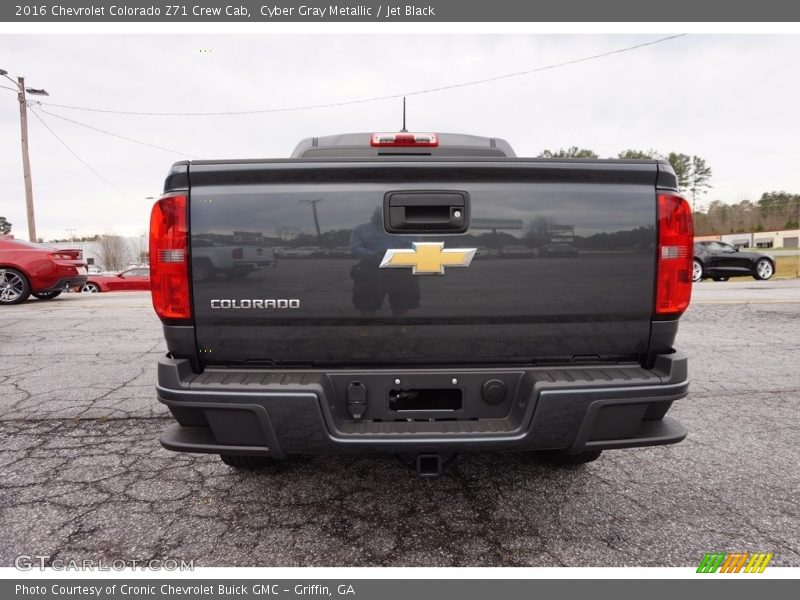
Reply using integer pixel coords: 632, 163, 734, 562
1, 280, 799, 567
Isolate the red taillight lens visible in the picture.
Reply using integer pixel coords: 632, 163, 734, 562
656, 193, 693, 316
149, 194, 190, 321
370, 132, 439, 147
48, 251, 82, 261
232, 247, 243, 259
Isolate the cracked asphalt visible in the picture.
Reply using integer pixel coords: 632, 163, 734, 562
1, 281, 798, 567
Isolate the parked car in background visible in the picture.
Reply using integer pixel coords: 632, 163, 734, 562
193, 238, 276, 280
322, 246, 352, 258
693, 241, 775, 282
276, 246, 318, 258
540, 242, 579, 258
0, 236, 87, 305
87, 265, 104, 275
79, 267, 150, 293
501, 244, 534, 258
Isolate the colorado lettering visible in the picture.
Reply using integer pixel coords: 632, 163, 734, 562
210, 299, 300, 309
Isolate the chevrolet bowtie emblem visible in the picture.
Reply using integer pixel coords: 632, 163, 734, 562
379, 242, 477, 275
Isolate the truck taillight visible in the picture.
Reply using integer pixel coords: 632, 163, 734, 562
149, 194, 191, 321
656, 193, 693, 316
370, 132, 438, 147
232, 247, 243, 259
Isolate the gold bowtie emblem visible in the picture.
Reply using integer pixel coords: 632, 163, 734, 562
379, 242, 477, 275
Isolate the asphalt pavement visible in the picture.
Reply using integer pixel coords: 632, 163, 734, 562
1, 280, 798, 567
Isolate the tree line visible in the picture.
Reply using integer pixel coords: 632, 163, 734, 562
538, 148, 799, 235
538, 147, 712, 211
693, 193, 800, 235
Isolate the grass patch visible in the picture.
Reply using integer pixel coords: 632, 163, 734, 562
775, 255, 800, 279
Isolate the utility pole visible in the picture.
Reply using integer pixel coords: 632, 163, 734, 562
17, 77, 36, 242
300, 199, 323, 240
2, 68, 48, 242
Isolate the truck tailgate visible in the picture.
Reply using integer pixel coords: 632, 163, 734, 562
188, 160, 659, 366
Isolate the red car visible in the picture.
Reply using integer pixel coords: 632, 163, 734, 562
79, 267, 151, 293
0, 236, 87, 305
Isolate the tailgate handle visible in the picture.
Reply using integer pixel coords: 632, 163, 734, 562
384, 191, 469, 233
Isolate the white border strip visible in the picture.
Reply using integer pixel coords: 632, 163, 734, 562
2, 22, 800, 34
1, 19, 797, 582
1, 566, 799, 579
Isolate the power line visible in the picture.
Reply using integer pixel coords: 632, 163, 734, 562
35, 105, 201, 158
28, 107, 138, 201
37, 34, 687, 117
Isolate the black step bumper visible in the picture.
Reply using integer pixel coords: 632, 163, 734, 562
156, 351, 689, 458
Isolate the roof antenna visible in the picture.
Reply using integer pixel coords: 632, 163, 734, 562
400, 97, 407, 132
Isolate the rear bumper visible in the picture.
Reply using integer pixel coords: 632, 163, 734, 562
38, 275, 87, 292
157, 351, 689, 457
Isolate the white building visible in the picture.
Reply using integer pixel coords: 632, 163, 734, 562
696, 228, 800, 249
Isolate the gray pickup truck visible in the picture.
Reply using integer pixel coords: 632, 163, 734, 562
150, 131, 694, 476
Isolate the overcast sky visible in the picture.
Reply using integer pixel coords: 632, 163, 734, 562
1, 34, 799, 241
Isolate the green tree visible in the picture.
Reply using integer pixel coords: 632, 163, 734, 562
729, 200, 757, 233
688, 156, 713, 212
692, 209, 710, 236
617, 149, 663, 160
0, 216, 11, 236
664, 153, 713, 211
758, 191, 800, 230
706, 200, 731, 234
537, 147, 598, 159
666, 152, 691, 191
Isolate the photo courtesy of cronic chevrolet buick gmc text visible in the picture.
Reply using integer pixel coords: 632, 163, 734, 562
149, 132, 694, 477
